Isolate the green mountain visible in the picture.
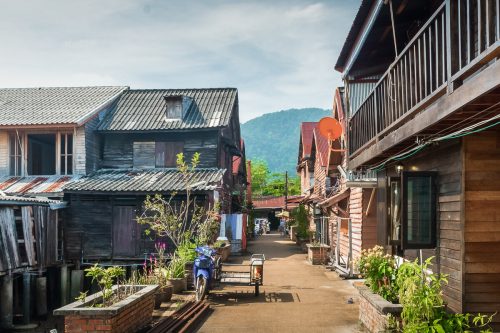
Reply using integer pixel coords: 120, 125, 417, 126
241, 108, 329, 175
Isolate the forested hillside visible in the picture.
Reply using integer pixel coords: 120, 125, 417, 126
241, 108, 329, 174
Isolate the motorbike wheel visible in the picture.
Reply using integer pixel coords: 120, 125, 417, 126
195, 276, 208, 302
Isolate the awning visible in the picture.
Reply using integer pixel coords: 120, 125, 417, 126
318, 188, 350, 207
0, 194, 67, 210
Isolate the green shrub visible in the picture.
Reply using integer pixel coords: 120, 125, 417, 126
291, 204, 309, 238
356, 245, 398, 303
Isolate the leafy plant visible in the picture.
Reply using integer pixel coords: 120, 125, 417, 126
84, 264, 126, 307
355, 245, 398, 303
290, 204, 309, 239
166, 255, 186, 279
395, 257, 495, 333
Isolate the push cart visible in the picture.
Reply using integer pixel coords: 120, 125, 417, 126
218, 254, 265, 296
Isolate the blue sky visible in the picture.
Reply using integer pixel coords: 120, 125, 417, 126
0, 0, 358, 122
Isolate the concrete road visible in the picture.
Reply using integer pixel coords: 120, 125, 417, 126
196, 233, 361, 333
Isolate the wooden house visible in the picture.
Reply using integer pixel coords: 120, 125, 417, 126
63, 88, 246, 263
297, 122, 317, 195
336, 0, 500, 325
0, 86, 126, 329
316, 87, 377, 276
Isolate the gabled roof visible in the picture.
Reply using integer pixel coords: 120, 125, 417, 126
97, 88, 238, 132
64, 168, 225, 193
312, 128, 330, 168
299, 122, 317, 160
0, 86, 127, 126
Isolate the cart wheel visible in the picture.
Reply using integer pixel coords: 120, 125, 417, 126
195, 276, 208, 302
254, 283, 259, 297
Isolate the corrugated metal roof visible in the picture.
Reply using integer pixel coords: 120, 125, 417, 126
300, 122, 317, 158
97, 88, 238, 132
313, 128, 330, 168
0, 86, 128, 126
252, 195, 301, 209
335, 0, 376, 72
64, 168, 225, 193
0, 175, 81, 195
0, 194, 65, 206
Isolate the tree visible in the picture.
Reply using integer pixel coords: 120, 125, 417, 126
136, 153, 220, 247
250, 159, 301, 197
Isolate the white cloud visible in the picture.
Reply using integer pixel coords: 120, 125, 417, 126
0, 0, 357, 121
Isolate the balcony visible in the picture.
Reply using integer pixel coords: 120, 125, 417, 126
349, 0, 500, 163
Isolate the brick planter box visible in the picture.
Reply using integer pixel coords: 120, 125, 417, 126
306, 244, 330, 265
54, 284, 158, 333
355, 283, 402, 333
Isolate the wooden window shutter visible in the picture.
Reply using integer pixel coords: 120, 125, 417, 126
156, 142, 184, 167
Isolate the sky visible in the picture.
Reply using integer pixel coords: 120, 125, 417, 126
0, 0, 358, 122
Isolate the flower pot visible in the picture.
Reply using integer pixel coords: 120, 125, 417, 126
154, 285, 173, 308
168, 277, 186, 294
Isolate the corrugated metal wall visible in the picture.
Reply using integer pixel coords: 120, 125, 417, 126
346, 76, 381, 116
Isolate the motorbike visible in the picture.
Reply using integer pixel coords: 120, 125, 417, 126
193, 245, 220, 301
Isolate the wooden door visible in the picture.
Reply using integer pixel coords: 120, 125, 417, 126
113, 206, 137, 257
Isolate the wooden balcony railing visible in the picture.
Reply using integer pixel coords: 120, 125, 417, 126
349, 0, 500, 156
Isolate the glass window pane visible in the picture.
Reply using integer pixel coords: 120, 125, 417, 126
60, 158, 66, 175
61, 134, 66, 154
402, 172, 436, 249
67, 134, 73, 154
67, 157, 73, 175
390, 180, 401, 242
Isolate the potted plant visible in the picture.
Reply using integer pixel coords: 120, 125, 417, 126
165, 255, 187, 293
54, 264, 158, 333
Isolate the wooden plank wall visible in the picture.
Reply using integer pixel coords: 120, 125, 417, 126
84, 115, 102, 173
0, 207, 20, 272
361, 188, 377, 251
0, 130, 8, 175
65, 195, 113, 260
463, 127, 500, 327
401, 140, 463, 313
101, 132, 219, 169
74, 125, 86, 175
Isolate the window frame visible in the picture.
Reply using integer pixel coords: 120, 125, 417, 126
59, 132, 74, 175
401, 171, 437, 249
8, 132, 23, 176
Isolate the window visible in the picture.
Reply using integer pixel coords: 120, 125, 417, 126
401, 171, 437, 249
166, 100, 182, 119
388, 178, 401, 244
60, 133, 73, 175
27, 134, 56, 175
155, 142, 184, 167
9, 133, 22, 176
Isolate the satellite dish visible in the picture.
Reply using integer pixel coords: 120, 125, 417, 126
318, 117, 342, 141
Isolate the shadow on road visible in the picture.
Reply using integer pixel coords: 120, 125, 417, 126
207, 291, 299, 306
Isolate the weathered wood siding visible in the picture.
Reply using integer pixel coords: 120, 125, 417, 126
463, 128, 500, 327
0, 207, 20, 271
401, 140, 464, 313
101, 132, 218, 169
74, 126, 86, 175
0, 130, 8, 175
361, 188, 377, 250
65, 195, 113, 260
84, 115, 102, 173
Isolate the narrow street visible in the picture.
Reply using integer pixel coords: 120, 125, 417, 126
197, 233, 361, 333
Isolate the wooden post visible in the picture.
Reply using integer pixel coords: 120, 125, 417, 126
36, 277, 47, 316
348, 219, 353, 277
23, 272, 31, 325
0, 275, 13, 329
70, 270, 83, 301
60, 265, 69, 306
